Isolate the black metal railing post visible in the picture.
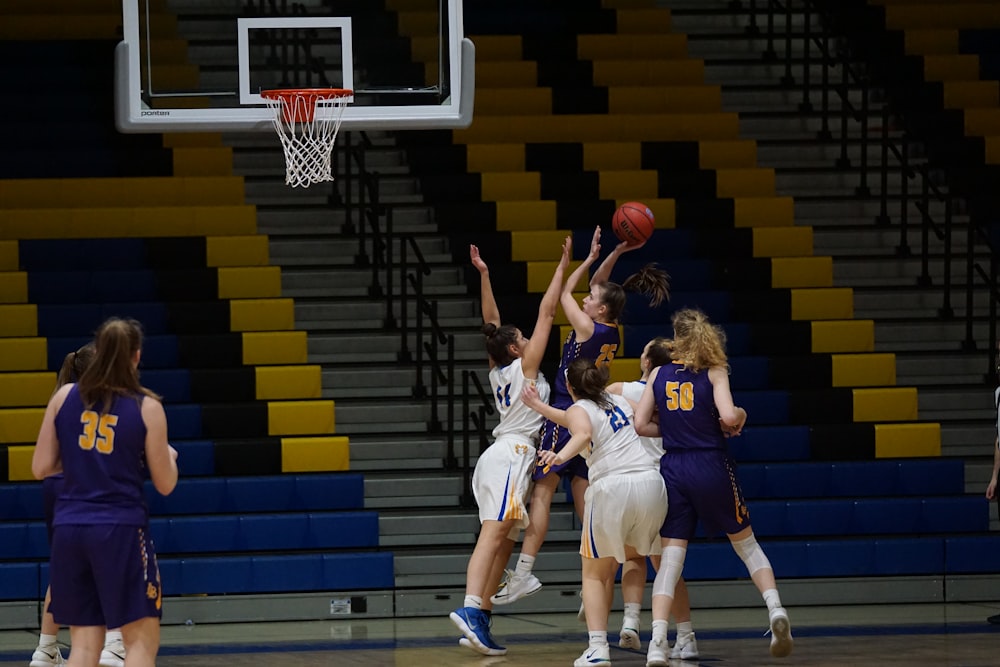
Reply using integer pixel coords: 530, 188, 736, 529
835, 47, 851, 169
897, 137, 911, 256
876, 104, 891, 225
781, 0, 795, 85
764, 0, 777, 59
800, 3, 813, 111
856, 75, 870, 196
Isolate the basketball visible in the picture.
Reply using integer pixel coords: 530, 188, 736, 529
612, 202, 655, 246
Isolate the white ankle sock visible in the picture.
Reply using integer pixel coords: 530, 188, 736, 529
651, 619, 669, 642
38, 633, 57, 647
515, 554, 535, 576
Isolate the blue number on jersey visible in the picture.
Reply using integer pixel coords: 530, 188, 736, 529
496, 383, 511, 408
606, 405, 630, 432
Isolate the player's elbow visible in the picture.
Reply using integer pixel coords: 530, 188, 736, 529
152, 471, 178, 496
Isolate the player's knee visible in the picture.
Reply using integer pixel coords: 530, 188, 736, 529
652, 545, 686, 598
731, 533, 772, 576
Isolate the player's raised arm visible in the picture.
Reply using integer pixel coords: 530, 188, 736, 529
521, 237, 571, 378
471, 244, 500, 328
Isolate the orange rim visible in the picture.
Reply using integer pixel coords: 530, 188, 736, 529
260, 88, 353, 122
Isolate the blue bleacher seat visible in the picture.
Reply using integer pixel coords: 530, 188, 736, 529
295, 474, 365, 511
728, 356, 770, 390
829, 461, 896, 497
784, 500, 851, 536
308, 513, 380, 549
141, 369, 192, 403
162, 516, 241, 554
252, 554, 325, 592
732, 425, 810, 462
19, 239, 147, 271
170, 440, 214, 476
852, 499, 922, 535
803, 539, 876, 577
240, 515, 310, 550
163, 405, 202, 439
177, 556, 254, 594
146, 476, 227, 515
29, 270, 159, 303
0, 483, 44, 521
0, 563, 42, 600
764, 463, 831, 498
874, 538, 944, 576
745, 501, 785, 537
896, 459, 964, 496
737, 464, 766, 498
322, 552, 395, 590
225, 477, 297, 512
921, 497, 989, 533
945, 535, 1000, 573
683, 543, 747, 580
733, 390, 789, 425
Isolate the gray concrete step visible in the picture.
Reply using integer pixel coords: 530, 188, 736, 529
874, 320, 990, 353
812, 224, 968, 256
257, 205, 434, 236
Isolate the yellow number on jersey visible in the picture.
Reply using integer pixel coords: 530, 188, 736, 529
664, 381, 695, 411
78, 410, 119, 454
596, 343, 618, 367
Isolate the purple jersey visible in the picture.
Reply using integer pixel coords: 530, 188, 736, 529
652, 362, 726, 452
53, 386, 149, 526
535, 321, 620, 481
552, 321, 620, 409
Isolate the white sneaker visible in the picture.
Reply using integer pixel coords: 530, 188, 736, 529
645, 636, 668, 667
99, 638, 126, 667
574, 643, 610, 666
29, 644, 65, 667
618, 617, 641, 650
490, 569, 542, 605
768, 607, 793, 658
670, 631, 699, 660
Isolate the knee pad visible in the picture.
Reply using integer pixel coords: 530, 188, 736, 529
652, 546, 686, 599
731, 534, 772, 576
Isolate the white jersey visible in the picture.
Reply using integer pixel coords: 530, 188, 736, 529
574, 393, 659, 483
490, 358, 550, 443
621, 380, 664, 464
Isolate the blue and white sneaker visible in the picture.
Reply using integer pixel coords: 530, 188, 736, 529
450, 607, 508, 656
574, 643, 610, 666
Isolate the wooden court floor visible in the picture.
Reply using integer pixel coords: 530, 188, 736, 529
1, 603, 999, 666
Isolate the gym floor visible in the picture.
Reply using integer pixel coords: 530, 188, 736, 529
1, 602, 998, 666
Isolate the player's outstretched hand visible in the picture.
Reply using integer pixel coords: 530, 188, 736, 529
521, 383, 545, 411
470, 244, 488, 274
587, 225, 602, 262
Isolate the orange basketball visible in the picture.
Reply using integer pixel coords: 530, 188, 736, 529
612, 202, 655, 246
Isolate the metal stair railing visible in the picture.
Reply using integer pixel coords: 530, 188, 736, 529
459, 369, 496, 508
336, 132, 457, 441
747, 0, 993, 357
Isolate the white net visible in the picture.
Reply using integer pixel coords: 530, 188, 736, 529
262, 90, 352, 188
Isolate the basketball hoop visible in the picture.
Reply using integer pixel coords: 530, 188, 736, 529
260, 88, 353, 188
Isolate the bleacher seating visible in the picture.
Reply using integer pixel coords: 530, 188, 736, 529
0, 3, 390, 612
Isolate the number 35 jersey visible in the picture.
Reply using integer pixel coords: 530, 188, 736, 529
574, 393, 657, 484
53, 385, 150, 527
489, 358, 551, 444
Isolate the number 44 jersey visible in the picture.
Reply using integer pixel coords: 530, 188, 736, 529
489, 358, 551, 445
